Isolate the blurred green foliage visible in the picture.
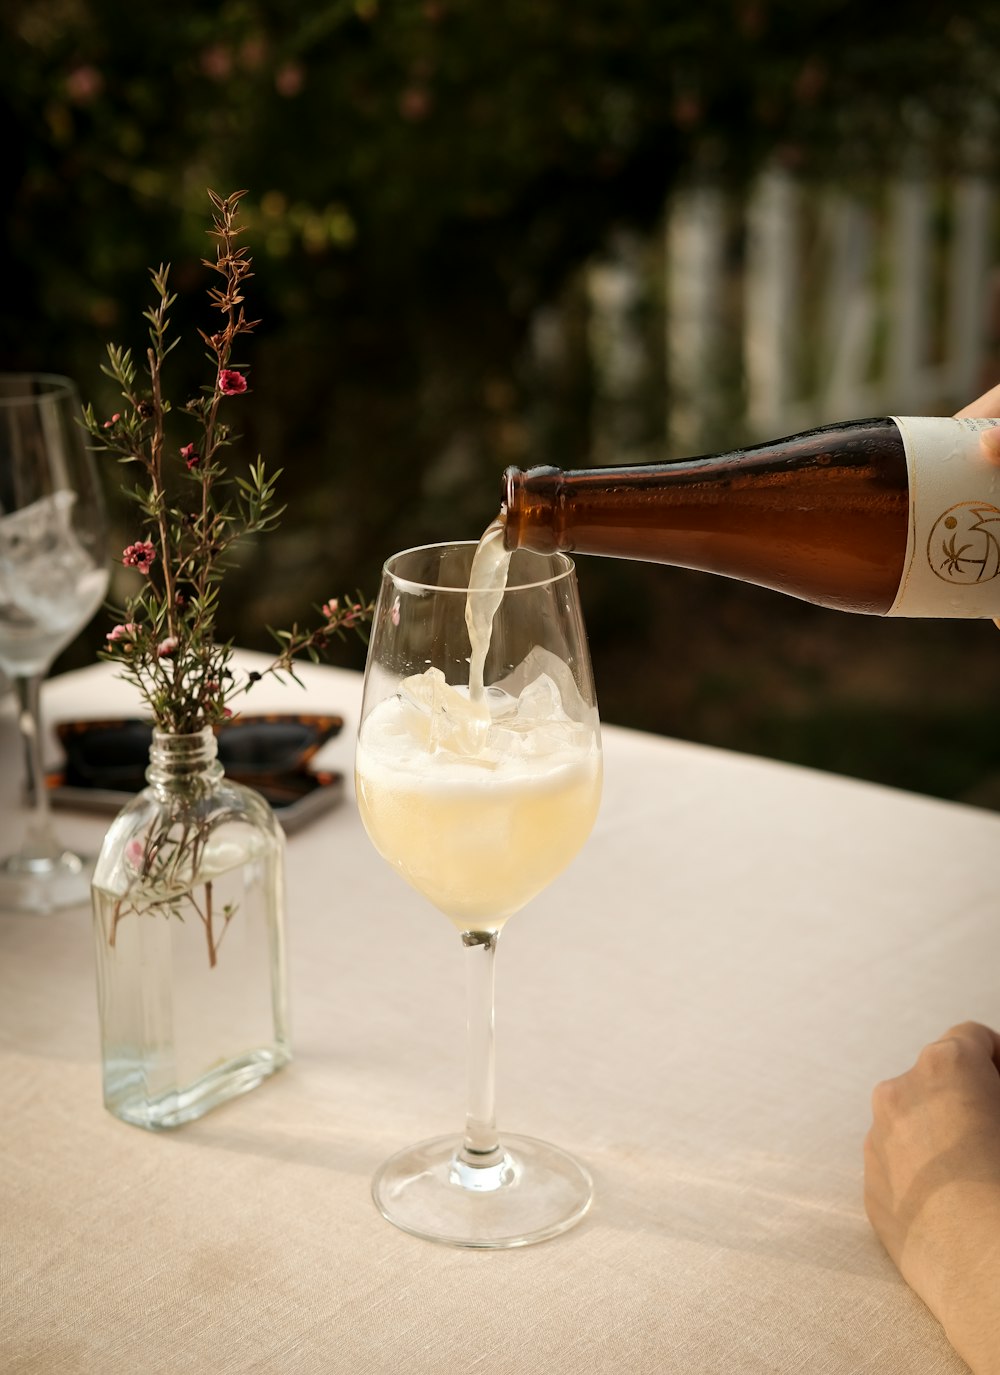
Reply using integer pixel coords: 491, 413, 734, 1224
5, 0, 1000, 799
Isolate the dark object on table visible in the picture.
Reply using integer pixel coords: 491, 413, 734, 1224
47, 714, 345, 834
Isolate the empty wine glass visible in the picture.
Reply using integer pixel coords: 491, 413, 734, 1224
0, 374, 110, 912
355, 540, 602, 1247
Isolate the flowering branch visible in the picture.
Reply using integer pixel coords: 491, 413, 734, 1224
83, 190, 370, 734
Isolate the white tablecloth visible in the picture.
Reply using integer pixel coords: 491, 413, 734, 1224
2, 655, 997, 1373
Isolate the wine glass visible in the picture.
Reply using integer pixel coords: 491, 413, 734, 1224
355, 539, 602, 1247
0, 374, 110, 912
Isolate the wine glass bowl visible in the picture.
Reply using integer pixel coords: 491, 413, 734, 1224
355, 540, 602, 1247
0, 374, 110, 912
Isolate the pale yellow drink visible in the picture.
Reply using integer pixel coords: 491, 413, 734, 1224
356, 683, 601, 933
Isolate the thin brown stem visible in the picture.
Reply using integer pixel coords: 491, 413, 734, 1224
109, 898, 124, 948
213, 902, 235, 958
202, 879, 218, 969
147, 345, 179, 649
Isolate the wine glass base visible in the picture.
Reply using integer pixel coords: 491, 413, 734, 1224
372, 1133, 593, 1249
0, 849, 91, 913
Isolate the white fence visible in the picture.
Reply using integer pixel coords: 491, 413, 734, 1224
562, 164, 999, 462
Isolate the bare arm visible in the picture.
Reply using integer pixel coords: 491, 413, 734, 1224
955, 385, 1000, 461
865, 1021, 1000, 1374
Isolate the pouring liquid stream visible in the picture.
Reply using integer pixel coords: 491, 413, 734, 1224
465, 515, 511, 709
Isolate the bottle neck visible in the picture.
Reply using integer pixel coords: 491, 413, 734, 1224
146, 727, 224, 793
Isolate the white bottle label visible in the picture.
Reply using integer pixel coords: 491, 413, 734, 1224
888, 415, 1000, 617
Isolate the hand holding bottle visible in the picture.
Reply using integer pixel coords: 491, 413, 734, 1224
864, 1021, 1000, 1375
957, 382, 1000, 462
954, 383, 1000, 626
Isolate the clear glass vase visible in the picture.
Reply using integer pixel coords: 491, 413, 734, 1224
91, 727, 290, 1130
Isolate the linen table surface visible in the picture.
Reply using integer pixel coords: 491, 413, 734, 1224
2, 655, 997, 1374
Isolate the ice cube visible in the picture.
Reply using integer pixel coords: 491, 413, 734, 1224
492, 646, 594, 730
513, 672, 565, 723
0, 491, 100, 631
397, 667, 490, 754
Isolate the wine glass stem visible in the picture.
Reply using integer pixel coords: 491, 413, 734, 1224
14, 672, 59, 858
460, 928, 501, 1164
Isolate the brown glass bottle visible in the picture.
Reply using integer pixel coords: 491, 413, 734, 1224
503, 418, 914, 615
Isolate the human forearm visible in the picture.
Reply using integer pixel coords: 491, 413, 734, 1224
865, 1023, 1000, 1374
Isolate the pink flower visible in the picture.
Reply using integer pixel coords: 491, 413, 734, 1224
125, 838, 146, 870
199, 44, 232, 81
218, 369, 247, 396
275, 61, 305, 97
103, 412, 121, 429
222, 707, 234, 719
122, 540, 156, 574
398, 86, 432, 122
321, 598, 339, 619
106, 622, 139, 643
390, 596, 400, 627
156, 636, 179, 659
180, 442, 200, 468
65, 65, 104, 105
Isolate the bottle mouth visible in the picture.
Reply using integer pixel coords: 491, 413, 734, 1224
501, 465, 519, 518
501, 464, 561, 554
147, 726, 221, 785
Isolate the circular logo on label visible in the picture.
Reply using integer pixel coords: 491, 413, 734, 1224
927, 501, 1000, 584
